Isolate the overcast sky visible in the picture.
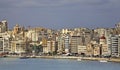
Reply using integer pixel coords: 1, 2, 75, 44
0, 0, 120, 29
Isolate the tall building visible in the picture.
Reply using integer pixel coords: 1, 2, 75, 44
0, 33, 11, 53
57, 35, 65, 54
47, 40, 57, 54
99, 34, 108, 56
70, 36, 81, 54
64, 35, 70, 53
108, 35, 120, 57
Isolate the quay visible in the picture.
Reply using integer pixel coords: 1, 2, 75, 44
1, 55, 120, 63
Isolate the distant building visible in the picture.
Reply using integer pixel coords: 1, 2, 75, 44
64, 35, 70, 53
115, 22, 120, 34
11, 40, 26, 54
99, 34, 109, 56
86, 42, 100, 57
47, 40, 57, 54
78, 45, 87, 55
0, 20, 8, 33
107, 35, 120, 57
0, 33, 11, 53
70, 36, 81, 54
42, 38, 47, 53
57, 35, 65, 54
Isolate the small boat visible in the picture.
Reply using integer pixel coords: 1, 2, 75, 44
99, 60, 108, 62
30, 55, 36, 58
77, 57, 82, 61
77, 58, 82, 61
19, 56, 29, 59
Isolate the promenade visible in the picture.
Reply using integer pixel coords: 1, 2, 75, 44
2, 55, 120, 62
35, 56, 120, 62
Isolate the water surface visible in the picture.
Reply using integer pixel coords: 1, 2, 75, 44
0, 58, 120, 70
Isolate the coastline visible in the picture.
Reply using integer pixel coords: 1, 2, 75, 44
1, 55, 120, 63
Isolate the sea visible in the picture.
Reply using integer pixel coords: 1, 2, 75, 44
0, 58, 120, 70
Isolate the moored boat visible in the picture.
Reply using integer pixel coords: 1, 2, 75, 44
19, 56, 29, 59
99, 60, 108, 62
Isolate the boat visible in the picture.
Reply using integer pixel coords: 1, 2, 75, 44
30, 55, 36, 58
77, 58, 82, 61
77, 57, 82, 61
19, 56, 29, 59
99, 60, 108, 62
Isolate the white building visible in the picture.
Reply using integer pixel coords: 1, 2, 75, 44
107, 35, 120, 57
0, 33, 11, 53
64, 35, 70, 53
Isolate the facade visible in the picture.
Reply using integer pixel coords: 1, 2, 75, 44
78, 45, 87, 55
99, 35, 109, 56
107, 35, 120, 57
70, 36, 81, 54
57, 35, 65, 54
11, 40, 26, 54
0, 33, 11, 53
13, 24, 23, 35
46, 40, 57, 54
0, 20, 8, 33
86, 43, 100, 56
64, 35, 70, 53
42, 38, 48, 53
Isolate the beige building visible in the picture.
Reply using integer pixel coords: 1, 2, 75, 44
11, 40, 26, 54
86, 42, 100, 56
70, 36, 81, 54
43, 40, 57, 54
0, 20, 8, 33
78, 45, 87, 55
42, 38, 48, 53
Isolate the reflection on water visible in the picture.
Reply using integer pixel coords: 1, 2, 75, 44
0, 58, 120, 70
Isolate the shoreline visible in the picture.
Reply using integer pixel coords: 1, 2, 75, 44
1, 55, 120, 63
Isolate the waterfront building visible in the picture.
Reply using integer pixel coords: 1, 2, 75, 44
86, 41, 100, 57
93, 44, 100, 56
70, 36, 81, 54
78, 45, 87, 55
42, 38, 48, 53
107, 35, 120, 57
99, 34, 109, 56
47, 40, 57, 54
64, 35, 70, 53
57, 35, 65, 54
0, 33, 11, 53
11, 40, 26, 54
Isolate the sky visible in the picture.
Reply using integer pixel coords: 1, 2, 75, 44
0, 0, 120, 29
